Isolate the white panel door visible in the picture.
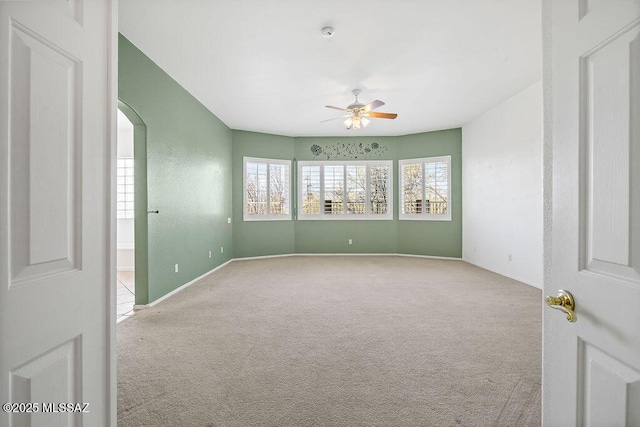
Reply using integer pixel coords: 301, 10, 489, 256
0, 1, 115, 426
544, 0, 640, 425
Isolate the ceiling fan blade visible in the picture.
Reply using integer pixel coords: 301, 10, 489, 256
368, 111, 398, 119
321, 114, 350, 123
363, 100, 385, 111
325, 105, 349, 111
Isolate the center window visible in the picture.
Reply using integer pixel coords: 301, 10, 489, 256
298, 160, 392, 220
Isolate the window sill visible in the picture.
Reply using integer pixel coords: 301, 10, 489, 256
399, 215, 451, 221
297, 216, 393, 221
243, 216, 292, 222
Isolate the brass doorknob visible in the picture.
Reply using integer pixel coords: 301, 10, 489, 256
545, 290, 576, 322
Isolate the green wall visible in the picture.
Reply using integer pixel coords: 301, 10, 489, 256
232, 130, 462, 258
119, 35, 233, 304
396, 129, 463, 256
232, 130, 295, 258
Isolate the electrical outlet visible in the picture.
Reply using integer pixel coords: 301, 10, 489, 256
208, 251, 212, 258
174, 264, 179, 273
507, 254, 512, 262
227, 218, 231, 224
221, 247, 224, 253
348, 239, 353, 245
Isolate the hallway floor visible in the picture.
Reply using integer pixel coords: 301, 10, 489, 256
117, 271, 135, 323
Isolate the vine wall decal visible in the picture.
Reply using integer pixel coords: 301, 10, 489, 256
310, 142, 388, 160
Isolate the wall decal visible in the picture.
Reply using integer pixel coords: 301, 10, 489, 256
310, 142, 388, 160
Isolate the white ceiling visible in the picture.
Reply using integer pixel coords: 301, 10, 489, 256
119, 0, 541, 137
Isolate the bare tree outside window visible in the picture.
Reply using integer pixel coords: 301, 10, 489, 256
370, 166, 389, 215
402, 163, 423, 214
298, 161, 392, 220
425, 161, 448, 214
324, 165, 344, 214
400, 156, 451, 220
245, 162, 268, 215
346, 165, 366, 214
269, 164, 288, 214
244, 158, 290, 220
301, 165, 320, 214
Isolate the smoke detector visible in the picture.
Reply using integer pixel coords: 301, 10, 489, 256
321, 26, 335, 38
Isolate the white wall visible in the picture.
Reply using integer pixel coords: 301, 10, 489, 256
117, 218, 135, 271
117, 110, 134, 158
462, 81, 543, 288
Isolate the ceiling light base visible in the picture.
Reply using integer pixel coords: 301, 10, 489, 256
321, 26, 334, 38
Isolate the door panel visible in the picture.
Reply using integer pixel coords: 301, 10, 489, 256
9, 21, 81, 285
0, 1, 115, 426
545, 0, 640, 425
10, 338, 80, 427
578, 341, 640, 426
581, 22, 640, 282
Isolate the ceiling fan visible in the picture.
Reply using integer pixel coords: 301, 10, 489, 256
323, 89, 398, 130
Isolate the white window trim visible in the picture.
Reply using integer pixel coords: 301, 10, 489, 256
399, 155, 452, 221
243, 156, 292, 222
297, 160, 393, 221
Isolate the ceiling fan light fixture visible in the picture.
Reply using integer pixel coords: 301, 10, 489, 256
347, 112, 369, 130
344, 117, 353, 129
352, 120, 362, 130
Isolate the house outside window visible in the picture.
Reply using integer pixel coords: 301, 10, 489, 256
298, 160, 392, 220
399, 156, 451, 221
243, 157, 291, 221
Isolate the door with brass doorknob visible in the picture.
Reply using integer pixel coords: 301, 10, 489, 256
544, 1, 640, 425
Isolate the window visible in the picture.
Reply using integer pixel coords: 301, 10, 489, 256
298, 161, 392, 220
117, 158, 134, 219
399, 156, 451, 221
243, 157, 291, 221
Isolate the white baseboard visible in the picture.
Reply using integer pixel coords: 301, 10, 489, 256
234, 253, 462, 261
134, 259, 234, 310
396, 253, 463, 261
231, 253, 295, 261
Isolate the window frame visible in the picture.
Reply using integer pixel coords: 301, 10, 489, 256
297, 160, 393, 221
243, 156, 292, 222
399, 155, 452, 221
117, 157, 135, 219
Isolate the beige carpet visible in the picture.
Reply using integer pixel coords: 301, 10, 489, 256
117, 256, 541, 426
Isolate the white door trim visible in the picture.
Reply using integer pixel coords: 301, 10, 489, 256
108, 0, 118, 424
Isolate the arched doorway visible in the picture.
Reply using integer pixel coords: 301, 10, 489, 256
117, 100, 149, 321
